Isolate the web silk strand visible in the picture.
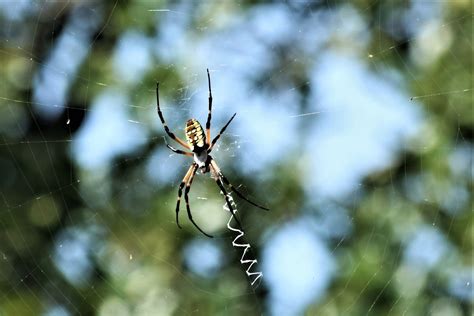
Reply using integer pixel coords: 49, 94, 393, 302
222, 192, 263, 286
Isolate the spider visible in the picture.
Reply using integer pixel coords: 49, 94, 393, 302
156, 69, 269, 238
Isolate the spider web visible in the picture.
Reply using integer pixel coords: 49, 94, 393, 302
0, 1, 472, 315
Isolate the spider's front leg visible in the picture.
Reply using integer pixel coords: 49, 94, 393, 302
205, 68, 213, 145
156, 82, 192, 150
208, 113, 236, 153
163, 137, 193, 157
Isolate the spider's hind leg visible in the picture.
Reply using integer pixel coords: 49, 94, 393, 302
175, 164, 196, 228
184, 164, 213, 238
210, 159, 269, 211
214, 178, 243, 229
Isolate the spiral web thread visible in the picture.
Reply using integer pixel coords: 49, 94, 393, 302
222, 192, 263, 287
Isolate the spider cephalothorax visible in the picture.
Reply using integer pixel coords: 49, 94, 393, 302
156, 69, 268, 238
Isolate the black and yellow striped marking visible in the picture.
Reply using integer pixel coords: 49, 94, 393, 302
185, 119, 206, 149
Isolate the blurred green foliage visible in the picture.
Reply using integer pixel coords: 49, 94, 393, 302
0, 1, 472, 315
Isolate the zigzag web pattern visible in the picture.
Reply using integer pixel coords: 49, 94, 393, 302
222, 192, 263, 287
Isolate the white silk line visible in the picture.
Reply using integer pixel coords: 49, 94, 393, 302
223, 193, 263, 286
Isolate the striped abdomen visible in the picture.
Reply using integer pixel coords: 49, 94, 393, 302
185, 119, 206, 150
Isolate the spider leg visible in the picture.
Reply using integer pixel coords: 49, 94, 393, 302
214, 176, 243, 229
156, 82, 191, 150
175, 164, 196, 229
205, 69, 213, 145
163, 137, 193, 157
184, 164, 213, 238
208, 113, 237, 152
211, 159, 269, 210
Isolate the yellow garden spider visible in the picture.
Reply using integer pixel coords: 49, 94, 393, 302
156, 69, 269, 238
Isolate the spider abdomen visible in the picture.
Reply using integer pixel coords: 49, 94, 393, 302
185, 119, 206, 150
